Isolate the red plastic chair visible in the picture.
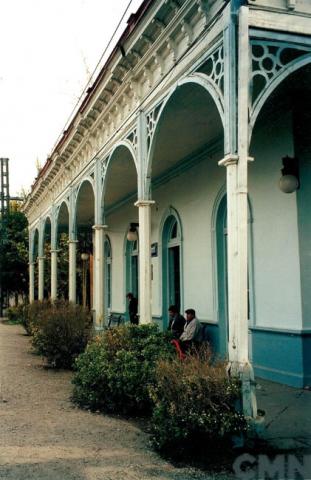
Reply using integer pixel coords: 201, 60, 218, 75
170, 339, 186, 360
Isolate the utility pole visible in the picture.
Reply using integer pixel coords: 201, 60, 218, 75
0, 158, 10, 316
0, 158, 10, 217
0, 159, 24, 316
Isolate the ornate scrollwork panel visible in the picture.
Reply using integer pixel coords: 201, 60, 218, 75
196, 44, 224, 96
146, 102, 163, 152
126, 128, 138, 153
101, 156, 109, 189
251, 40, 311, 112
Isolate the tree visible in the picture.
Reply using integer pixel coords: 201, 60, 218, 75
0, 210, 29, 308
57, 233, 70, 299
41, 233, 70, 300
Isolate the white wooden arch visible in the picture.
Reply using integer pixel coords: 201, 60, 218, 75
101, 140, 138, 217
72, 177, 96, 234
250, 55, 311, 140
146, 72, 225, 180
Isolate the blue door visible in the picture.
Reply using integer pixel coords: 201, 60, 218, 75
216, 196, 229, 357
162, 215, 182, 329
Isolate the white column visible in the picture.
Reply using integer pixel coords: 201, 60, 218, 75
29, 262, 35, 303
219, 155, 257, 420
68, 240, 78, 303
235, 6, 250, 368
218, 5, 257, 418
93, 225, 106, 330
236, 7, 257, 419
218, 155, 241, 363
50, 250, 58, 301
38, 256, 45, 301
135, 200, 154, 324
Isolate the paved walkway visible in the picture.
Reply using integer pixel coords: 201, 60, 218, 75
1, 320, 310, 480
256, 377, 311, 452
0, 320, 230, 480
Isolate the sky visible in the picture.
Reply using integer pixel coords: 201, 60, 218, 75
0, 0, 143, 196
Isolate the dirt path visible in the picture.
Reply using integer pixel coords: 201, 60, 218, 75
0, 321, 232, 480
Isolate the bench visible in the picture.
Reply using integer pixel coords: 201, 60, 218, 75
170, 323, 211, 360
107, 313, 124, 328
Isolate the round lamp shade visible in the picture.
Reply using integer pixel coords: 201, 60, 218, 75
127, 230, 138, 242
279, 174, 299, 194
81, 252, 89, 261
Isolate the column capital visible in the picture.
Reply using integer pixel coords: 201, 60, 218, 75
50, 249, 60, 254
37, 256, 46, 261
134, 200, 155, 208
92, 224, 108, 231
218, 154, 239, 167
68, 239, 79, 244
218, 154, 254, 167
28, 262, 35, 266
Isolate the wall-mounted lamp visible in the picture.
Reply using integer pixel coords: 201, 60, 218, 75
81, 252, 89, 261
127, 223, 139, 242
279, 156, 299, 194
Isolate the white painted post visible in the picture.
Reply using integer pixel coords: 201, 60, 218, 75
38, 256, 45, 301
29, 262, 35, 303
220, 3, 250, 367
236, 6, 250, 369
93, 225, 106, 330
135, 200, 154, 324
50, 249, 58, 301
218, 155, 240, 362
219, 5, 257, 418
68, 240, 78, 303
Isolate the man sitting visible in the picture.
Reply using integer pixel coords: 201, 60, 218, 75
179, 308, 203, 352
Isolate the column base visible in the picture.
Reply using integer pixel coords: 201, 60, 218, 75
228, 361, 258, 418
94, 325, 105, 332
229, 361, 266, 443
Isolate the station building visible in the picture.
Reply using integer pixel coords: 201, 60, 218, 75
23, 0, 311, 403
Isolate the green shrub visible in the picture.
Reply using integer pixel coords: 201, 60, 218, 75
31, 301, 92, 368
72, 324, 174, 415
149, 345, 247, 454
6, 301, 45, 332
7, 304, 26, 324
23, 300, 52, 335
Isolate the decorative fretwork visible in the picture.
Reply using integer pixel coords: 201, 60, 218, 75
146, 102, 163, 152
101, 157, 109, 188
251, 41, 311, 108
197, 45, 224, 94
126, 128, 138, 153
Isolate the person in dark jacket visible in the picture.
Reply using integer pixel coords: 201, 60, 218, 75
168, 305, 185, 339
126, 292, 138, 324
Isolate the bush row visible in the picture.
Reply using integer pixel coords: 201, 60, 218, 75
7, 304, 27, 324
71, 324, 247, 453
16, 300, 92, 368
72, 324, 174, 415
10, 303, 246, 455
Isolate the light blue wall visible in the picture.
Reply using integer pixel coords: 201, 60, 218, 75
151, 148, 225, 324
252, 327, 311, 387
104, 111, 307, 387
105, 201, 137, 315
295, 107, 311, 329
249, 112, 302, 330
